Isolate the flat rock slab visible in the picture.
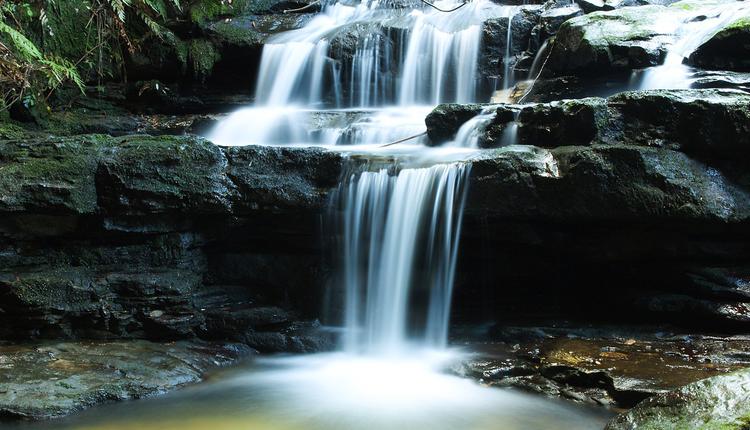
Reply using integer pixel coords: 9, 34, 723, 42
0, 341, 253, 421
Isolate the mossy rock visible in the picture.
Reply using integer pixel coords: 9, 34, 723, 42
606, 369, 750, 429
545, 5, 679, 76
203, 13, 316, 47
689, 13, 750, 72
0, 136, 107, 214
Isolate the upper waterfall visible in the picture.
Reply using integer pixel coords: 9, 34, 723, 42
255, 0, 508, 108
208, 0, 523, 147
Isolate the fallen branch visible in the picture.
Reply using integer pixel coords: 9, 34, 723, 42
379, 131, 427, 147
418, 0, 469, 13
283, 1, 321, 14
517, 41, 553, 104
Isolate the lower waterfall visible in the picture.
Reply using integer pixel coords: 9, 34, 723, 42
336, 163, 470, 354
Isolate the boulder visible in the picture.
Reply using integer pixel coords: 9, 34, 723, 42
545, 6, 679, 76
606, 369, 750, 429
468, 144, 750, 222
689, 16, 750, 72
538, 5, 584, 37
425, 103, 485, 144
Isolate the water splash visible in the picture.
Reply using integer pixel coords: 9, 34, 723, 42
449, 108, 497, 149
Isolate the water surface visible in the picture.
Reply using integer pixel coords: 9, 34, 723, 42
15, 351, 612, 430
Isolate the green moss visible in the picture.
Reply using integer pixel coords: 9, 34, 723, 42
0, 136, 109, 213
726, 16, 750, 31
189, 0, 253, 23
0, 120, 31, 139
8, 271, 96, 311
208, 20, 263, 45
187, 39, 221, 79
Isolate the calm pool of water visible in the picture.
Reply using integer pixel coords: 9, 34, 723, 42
16, 351, 612, 430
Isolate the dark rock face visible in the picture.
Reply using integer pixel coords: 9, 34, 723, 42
688, 17, 750, 72
427, 89, 750, 331
429, 89, 750, 162
606, 368, 750, 429
468, 144, 750, 222
0, 341, 254, 421
480, 9, 540, 85
0, 135, 340, 352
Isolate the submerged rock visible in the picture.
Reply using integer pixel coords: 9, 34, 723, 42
606, 369, 750, 429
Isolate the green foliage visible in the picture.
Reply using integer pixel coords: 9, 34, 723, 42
0, 0, 237, 117
0, 9, 85, 116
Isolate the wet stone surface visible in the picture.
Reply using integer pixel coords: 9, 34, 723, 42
0, 341, 254, 421
451, 325, 750, 409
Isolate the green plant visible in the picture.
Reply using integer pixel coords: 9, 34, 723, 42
0, 7, 84, 113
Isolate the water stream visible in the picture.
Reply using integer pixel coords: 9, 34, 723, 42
11, 1, 631, 428
635, 1, 750, 90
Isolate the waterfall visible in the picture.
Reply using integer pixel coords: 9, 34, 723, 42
638, 2, 750, 90
449, 108, 496, 148
398, 13, 482, 105
502, 9, 515, 90
337, 163, 470, 354
257, 0, 503, 109
209, 0, 517, 147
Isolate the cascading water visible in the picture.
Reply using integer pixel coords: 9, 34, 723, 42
449, 107, 497, 148
502, 8, 515, 90
338, 163, 470, 354
637, 1, 750, 90
10, 0, 621, 428
209, 0, 524, 147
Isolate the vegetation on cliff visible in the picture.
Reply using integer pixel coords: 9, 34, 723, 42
0, 0, 245, 121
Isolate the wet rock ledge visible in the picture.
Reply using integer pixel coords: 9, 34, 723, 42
0, 341, 252, 421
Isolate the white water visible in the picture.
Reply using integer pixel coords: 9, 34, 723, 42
502, 8, 515, 90
450, 108, 498, 148
638, 1, 750, 90
209, 0, 527, 148
339, 163, 470, 354
254, 0, 505, 108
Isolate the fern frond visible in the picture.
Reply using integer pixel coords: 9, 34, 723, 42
0, 20, 43, 61
40, 56, 85, 93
